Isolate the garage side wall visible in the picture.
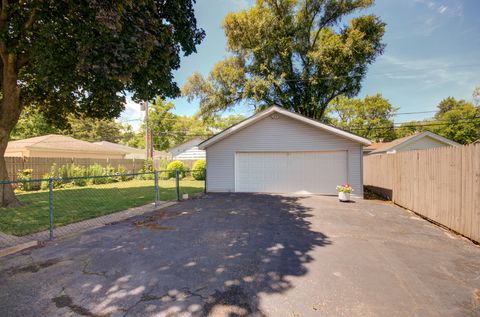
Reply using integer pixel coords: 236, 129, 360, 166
205, 114, 364, 198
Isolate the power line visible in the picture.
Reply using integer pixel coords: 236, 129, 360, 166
347, 118, 480, 132
117, 118, 143, 122
119, 110, 438, 122
12, 114, 479, 144
151, 118, 480, 137
393, 110, 437, 116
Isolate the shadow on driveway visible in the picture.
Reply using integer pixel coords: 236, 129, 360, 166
0, 193, 330, 316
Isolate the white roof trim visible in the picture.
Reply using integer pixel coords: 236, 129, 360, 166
199, 106, 371, 149
169, 137, 203, 153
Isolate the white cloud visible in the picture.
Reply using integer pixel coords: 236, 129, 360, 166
378, 55, 477, 90
414, 0, 463, 16
117, 96, 145, 131
407, 0, 464, 37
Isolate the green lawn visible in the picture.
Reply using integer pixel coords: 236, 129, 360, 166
0, 178, 204, 236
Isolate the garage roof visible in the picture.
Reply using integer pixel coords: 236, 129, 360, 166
199, 106, 371, 149
7, 134, 126, 155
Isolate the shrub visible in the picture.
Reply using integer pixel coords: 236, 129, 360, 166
58, 164, 87, 186
40, 174, 50, 190
86, 163, 109, 184
103, 165, 118, 183
192, 159, 206, 180
137, 158, 155, 180
140, 158, 154, 173
16, 169, 40, 191
40, 164, 61, 190
116, 166, 133, 181
41, 164, 63, 189
71, 165, 87, 186
140, 172, 155, 180
166, 160, 186, 179
155, 159, 170, 179
167, 161, 186, 178
87, 163, 119, 185
156, 159, 169, 170
86, 163, 104, 177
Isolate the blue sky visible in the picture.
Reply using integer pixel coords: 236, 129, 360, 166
120, 0, 480, 129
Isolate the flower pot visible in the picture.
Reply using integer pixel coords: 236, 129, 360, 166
338, 192, 350, 202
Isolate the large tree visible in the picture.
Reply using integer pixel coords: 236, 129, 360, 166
183, 0, 385, 120
433, 97, 480, 144
0, 1, 204, 206
394, 94, 480, 144
145, 98, 246, 150
66, 116, 127, 143
10, 108, 133, 143
148, 97, 178, 151
327, 94, 397, 142
10, 108, 61, 139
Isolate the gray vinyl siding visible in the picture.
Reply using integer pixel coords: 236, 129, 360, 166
169, 138, 204, 159
172, 146, 205, 161
205, 114, 364, 198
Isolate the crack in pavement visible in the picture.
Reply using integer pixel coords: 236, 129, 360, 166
3, 257, 64, 276
52, 287, 108, 317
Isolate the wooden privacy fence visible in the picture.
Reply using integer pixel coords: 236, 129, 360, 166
5, 157, 146, 181
364, 144, 480, 243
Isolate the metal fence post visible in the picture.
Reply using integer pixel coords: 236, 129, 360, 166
175, 170, 180, 201
154, 171, 159, 207
204, 168, 207, 194
48, 178, 54, 240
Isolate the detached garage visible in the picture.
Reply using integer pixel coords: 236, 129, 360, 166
198, 106, 371, 198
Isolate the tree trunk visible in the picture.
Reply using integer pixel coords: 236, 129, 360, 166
0, 132, 19, 207
0, 53, 23, 207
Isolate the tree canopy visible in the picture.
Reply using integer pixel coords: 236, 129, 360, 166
10, 109, 133, 143
10, 99, 247, 152
395, 92, 480, 144
0, 0, 204, 206
432, 97, 480, 144
326, 94, 397, 142
183, 0, 385, 120
10, 108, 60, 140
133, 99, 246, 151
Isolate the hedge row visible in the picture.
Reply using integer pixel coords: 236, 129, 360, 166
15, 159, 206, 191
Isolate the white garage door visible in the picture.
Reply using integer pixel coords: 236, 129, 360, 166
235, 151, 348, 195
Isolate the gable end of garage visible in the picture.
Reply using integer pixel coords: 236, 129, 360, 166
204, 112, 365, 198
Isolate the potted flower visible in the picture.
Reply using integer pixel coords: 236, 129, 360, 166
336, 184, 353, 202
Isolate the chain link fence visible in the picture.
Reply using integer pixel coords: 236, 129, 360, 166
0, 170, 205, 250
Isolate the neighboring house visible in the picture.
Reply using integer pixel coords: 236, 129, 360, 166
365, 131, 459, 155
169, 137, 205, 161
5, 134, 126, 159
362, 142, 385, 155
95, 141, 169, 160
199, 106, 370, 198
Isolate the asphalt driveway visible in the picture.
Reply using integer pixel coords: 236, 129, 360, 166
0, 193, 479, 317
